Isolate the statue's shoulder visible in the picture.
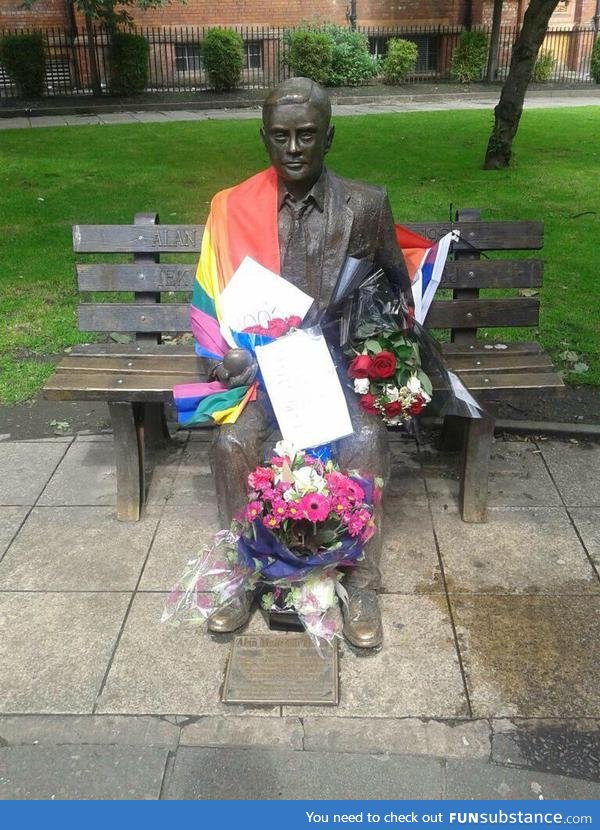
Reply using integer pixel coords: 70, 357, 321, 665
327, 170, 387, 207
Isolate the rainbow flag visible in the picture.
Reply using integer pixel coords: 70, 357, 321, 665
173, 168, 280, 426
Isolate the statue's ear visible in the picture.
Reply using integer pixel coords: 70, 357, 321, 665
324, 125, 335, 154
260, 125, 268, 150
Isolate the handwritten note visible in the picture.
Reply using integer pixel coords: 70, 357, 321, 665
219, 256, 314, 333
255, 329, 354, 449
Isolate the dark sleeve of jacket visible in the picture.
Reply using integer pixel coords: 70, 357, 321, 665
375, 191, 414, 308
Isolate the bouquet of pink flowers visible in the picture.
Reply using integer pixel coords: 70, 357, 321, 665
242, 315, 302, 339
163, 441, 379, 646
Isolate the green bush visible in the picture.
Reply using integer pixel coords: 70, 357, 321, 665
285, 29, 333, 85
108, 31, 149, 96
532, 49, 555, 82
591, 36, 600, 84
325, 25, 377, 86
381, 38, 418, 84
450, 31, 488, 83
201, 28, 244, 92
0, 32, 46, 98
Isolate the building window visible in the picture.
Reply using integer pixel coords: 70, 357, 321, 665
369, 35, 437, 73
175, 44, 201, 73
244, 40, 263, 70
368, 36, 388, 59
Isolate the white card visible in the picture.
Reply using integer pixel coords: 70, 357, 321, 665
255, 329, 354, 449
219, 256, 314, 334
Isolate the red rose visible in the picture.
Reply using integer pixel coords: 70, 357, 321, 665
384, 401, 403, 418
348, 354, 373, 379
409, 395, 425, 416
287, 315, 302, 328
267, 318, 288, 338
370, 351, 396, 379
359, 393, 379, 415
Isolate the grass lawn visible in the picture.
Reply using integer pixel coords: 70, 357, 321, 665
1, 106, 599, 404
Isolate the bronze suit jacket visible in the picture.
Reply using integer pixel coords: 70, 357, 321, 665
295, 167, 412, 310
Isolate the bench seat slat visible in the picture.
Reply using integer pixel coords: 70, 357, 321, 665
71, 343, 196, 357
445, 353, 553, 373
44, 369, 201, 401
453, 370, 563, 391
58, 354, 208, 375
441, 259, 543, 289
440, 341, 543, 356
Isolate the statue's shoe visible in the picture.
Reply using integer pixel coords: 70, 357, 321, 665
342, 587, 383, 649
207, 591, 253, 634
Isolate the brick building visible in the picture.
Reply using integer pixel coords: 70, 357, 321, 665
1, 0, 597, 93
2, 0, 597, 31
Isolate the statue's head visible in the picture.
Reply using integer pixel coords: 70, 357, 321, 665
261, 77, 334, 193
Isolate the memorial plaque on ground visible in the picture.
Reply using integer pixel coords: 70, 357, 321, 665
222, 633, 339, 705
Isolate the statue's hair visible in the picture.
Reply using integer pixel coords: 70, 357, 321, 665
262, 77, 331, 124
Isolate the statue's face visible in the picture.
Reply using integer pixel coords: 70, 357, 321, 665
261, 101, 334, 189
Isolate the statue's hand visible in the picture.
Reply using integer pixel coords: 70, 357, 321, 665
212, 348, 258, 389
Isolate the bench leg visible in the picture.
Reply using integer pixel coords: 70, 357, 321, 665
109, 402, 145, 522
459, 413, 495, 523
142, 402, 172, 451
440, 414, 466, 452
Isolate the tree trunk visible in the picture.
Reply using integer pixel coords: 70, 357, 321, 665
84, 11, 102, 96
486, 0, 504, 82
483, 0, 560, 169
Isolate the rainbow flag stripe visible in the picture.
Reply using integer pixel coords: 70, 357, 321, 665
173, 168, 280, 426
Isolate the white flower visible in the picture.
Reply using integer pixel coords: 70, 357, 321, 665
293, 465, 327, 494
296, 573, 338, 614
274, 439, 301, 461
384, 384, 400, 402
407, 375, 422, 394
353, 377, 370, 395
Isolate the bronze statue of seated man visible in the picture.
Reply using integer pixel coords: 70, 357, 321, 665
204, 77, 413, 648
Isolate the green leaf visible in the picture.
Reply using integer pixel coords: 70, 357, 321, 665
417, 370, 433, 396
365, 339, 382, 354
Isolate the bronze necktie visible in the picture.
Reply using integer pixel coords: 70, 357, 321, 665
281, 200, 309, 294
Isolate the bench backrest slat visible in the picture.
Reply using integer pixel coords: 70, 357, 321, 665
76, 258, 543, 293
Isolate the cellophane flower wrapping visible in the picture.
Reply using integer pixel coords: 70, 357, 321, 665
163, 442, 379, 649
339, 266, 476, 424
161, 530, 259, 626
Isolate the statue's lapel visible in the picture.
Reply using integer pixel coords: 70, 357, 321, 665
321, 171, 353, 306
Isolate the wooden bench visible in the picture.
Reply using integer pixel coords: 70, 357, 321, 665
44, 210, 564, 523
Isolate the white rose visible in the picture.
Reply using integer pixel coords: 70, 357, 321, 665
384, 384, 399, 402
353, 377, 370, 395
407, 375, 422, 394
296, 574, 338, 613
274, 439, 300, 461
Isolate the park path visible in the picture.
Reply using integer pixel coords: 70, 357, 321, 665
0, 429, 599, 797
0, 88, 599, 130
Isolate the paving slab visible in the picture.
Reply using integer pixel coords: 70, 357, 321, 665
180, 715, 303, 749
165, 746, 444, 799
0, 507, 28, 559
0, 442, 67, 506
540, 442, 600, 507
29, 116, 69, 127
0, 592, 130, 713
283, 594, 467, 719
96, 592, 278, 716
130, 111, 172, 123
98, 112, 139, 124
0, 746, 168, 799
569, 508, 600, 570
167, 443, 217, 506
0, 714, 179, 747
63, 115, 102, 126
38, 440, 117, 506
139, 503, 220, 591
0, 118, 29, 129
446, 758, 600, 799
451, 595, 600, 718
0, 506, 160, 591
302, 716, 490, 758
381, 498, 442, 593
491, 719, 600, 782
432, 507, 599, 595
424, 441, 562, 512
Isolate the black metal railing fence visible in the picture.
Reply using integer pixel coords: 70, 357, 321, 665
0, 23, 597, 98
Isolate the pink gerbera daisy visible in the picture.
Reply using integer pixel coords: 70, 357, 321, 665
300, 492, 331, 523
245, 500, 263, 522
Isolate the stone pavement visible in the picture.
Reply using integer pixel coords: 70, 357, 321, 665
0, 88, 598, 130
0, 430, 599, 799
